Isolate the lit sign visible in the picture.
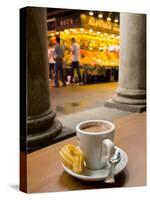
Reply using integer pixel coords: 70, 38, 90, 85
60, 18, 73, 27
47, 14, 119, 34
81, 14, 119, 34
88, 17, 112, 30
56, 15, 81, 30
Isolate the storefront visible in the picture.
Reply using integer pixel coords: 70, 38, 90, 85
47, 11, 120, 83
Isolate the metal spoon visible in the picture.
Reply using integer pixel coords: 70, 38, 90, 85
104, 148, 121, 183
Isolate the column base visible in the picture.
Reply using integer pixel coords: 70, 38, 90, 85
105, 99, 146, 112
114, 88, 146, 105
21, 120, 76, 153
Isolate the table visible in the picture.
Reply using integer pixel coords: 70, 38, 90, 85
21, 112, 146, 193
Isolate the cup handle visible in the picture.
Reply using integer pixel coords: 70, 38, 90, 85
102, 139, 115, 162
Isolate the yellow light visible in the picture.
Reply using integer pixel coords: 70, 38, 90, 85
64, 29, 69, 34
50, 33, 54, 36
80, 28, 84, 31
89, 29, 93, 33
107, 17, 111, 22
72, 29, 76, 32
56, 32, 59, 35
110, 34, 115, 38
98, 14, 103, 18
89, 11, 94, 16
114, 18, 119, 23
97, 31, 101, 35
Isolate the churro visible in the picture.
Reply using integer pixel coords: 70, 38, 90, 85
59, 144, 86, 174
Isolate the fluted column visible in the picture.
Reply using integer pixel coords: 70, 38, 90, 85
105, 13, 146, 112
21, 7, 62, 153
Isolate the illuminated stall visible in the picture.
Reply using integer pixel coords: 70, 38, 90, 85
47, 11, 120, 83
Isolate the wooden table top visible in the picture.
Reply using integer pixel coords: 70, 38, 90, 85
23, 112, 146, 193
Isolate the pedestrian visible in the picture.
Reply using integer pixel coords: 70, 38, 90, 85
48, 41, 55, 80
54, 36, 66, 87
70, 37, 83, 85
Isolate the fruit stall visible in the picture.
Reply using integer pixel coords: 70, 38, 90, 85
47, 12, 120, 83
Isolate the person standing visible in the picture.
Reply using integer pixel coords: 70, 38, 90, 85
70, 37, 82, 84
48, 41, 55, 80
54, 36, 66, 87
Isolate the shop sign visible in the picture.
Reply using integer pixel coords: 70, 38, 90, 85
47, 13, 119, 34
88, 17, 112, 30
60, 18, 73, 27
56, 15, 81, 30
81, 14, 119, 34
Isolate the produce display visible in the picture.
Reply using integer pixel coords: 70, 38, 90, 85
58, 28, 120, 67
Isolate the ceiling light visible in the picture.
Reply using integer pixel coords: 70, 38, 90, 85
89, 11, 94, 16
98, 13, 103, 18
114, 18, 119, 23
107, 17, 111, 22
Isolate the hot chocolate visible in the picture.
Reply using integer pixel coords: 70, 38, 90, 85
81, 124, 110, 133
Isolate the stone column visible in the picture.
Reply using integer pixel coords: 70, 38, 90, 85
105, 13, 146, 112
23, 7, 62, 152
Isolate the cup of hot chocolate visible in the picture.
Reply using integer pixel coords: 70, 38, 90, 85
76, 120, 115, 170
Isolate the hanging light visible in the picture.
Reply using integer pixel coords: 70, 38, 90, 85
89, 11, 94, 16
114, 14, 119, 23
107, 16, 111, 21
98, 13, 103, 18
114, 18, 119, 23
107, 12, 112, 22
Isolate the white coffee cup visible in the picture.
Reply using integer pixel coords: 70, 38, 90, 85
76, 120, 115, 170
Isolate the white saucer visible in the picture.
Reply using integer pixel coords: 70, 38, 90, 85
62, 147, 128, 181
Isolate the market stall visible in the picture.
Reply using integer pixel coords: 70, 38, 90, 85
47, 12, 120, 83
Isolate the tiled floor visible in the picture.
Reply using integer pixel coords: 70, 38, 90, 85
50, 81, 119, 117
49, 81, 131, 130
